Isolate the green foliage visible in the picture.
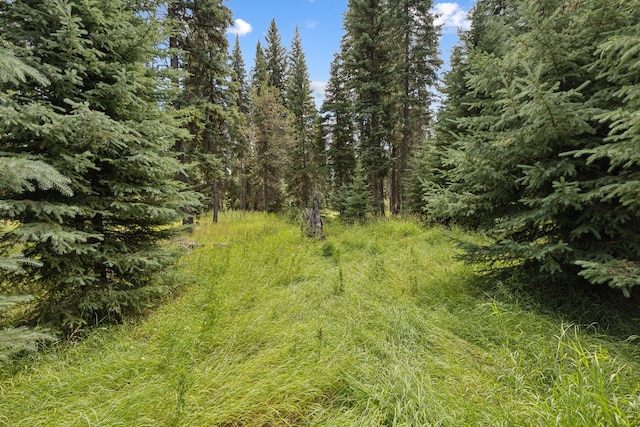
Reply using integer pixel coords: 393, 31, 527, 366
342, 0, 396, 215
0, 157, 72, 197
229, 36, 251, 211
250, 41, 268, 94
422, 0, 640, 294
264, 19, 288, 98
322, 52, 356, 206
248, 85, 294, 212
230, 35, 250, 114
172, 0, 234, 221
285, 27, 321, 208
0, 0, 199, 331
0, 39, 62, 360
0, 43, 49, 87
334, 0, 440, 216
0, 325, 55, 362
341, 161, 373, 223
386, 0, 441, 214
0, 295, 56, 362
0, 212, 638, 425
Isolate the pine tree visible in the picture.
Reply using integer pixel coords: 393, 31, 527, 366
250, 41, 268, 94
248, 84, 294, 212
264, 19, 288, 99
429, 0, 640, 295
321, 52, 356, 208
173, 0, 234, 224
341, 160, 372, 223
0, 43, 60, 358
0, 0, 198, 330
387, 0, 440, 214
285, 26, 319, 207
230, 35, 250, 211
343, 0, 395, 215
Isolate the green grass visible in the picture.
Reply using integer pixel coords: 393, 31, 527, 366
1, 211, 639, 426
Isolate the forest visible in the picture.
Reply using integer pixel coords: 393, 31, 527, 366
0, 0, 639, 423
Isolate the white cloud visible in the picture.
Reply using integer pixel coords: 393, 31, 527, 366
311, 81, 327, 103
432, 2, 471, 32
304, 20, 319, 29
227, 19, 253, 36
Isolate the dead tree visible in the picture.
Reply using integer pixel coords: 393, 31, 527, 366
303, 192, 323, 238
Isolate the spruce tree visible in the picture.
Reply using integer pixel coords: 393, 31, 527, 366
342, 0, 395, 215
250, 41, 268, 94
0, 43, 60, 357
568, 0, 640, 294
230, 36, 250, 211
387, 0, 440, 214
414, 0, 521, 226
0, 0, 198, 330
173, 0, 234, 223
248, 84, 294, 212
285, 26, 319, 207
428, 0, 640, 295
341, 160, 372, 223
264, 18, 288, 99
231, 35, 250, 115
321, 52, 356, 208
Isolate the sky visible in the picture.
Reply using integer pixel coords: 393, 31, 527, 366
225, 0, 476, 105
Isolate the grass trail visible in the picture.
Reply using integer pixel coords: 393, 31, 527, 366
1, 212, 639, 426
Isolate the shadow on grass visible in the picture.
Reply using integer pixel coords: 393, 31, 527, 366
472, 266, 640, 341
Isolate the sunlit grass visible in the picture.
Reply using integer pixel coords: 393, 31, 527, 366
0, 211, 638, 426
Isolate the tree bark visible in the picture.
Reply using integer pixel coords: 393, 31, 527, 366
213, 181, 219, 224
169, 4, 193, 225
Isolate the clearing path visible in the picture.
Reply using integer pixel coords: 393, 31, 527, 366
1, 212, 638, 426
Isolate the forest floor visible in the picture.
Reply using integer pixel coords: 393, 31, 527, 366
1, 211, 639, 426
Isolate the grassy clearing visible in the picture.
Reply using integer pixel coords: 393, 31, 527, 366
1, 211, 639, 426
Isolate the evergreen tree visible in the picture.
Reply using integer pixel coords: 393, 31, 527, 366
415, 0, 522, 226
230, 35, 250, 211
0, 0, 198, 330
387, 0, 441, 214
231, 35, 249, 115
264, 18, 288, 98
428, 0, 640, 295
0, 43, 60, 358
285, 26, 319, 207
250, 41, 268, 94
173, 0, 234, 224
341, 160, 372, 223
248, 84, 294, 212
321, 52, 356, 208
342, 0, 395, 215
568, 0, 640, 294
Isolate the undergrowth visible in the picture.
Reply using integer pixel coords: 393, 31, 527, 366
0, 211, 638, 426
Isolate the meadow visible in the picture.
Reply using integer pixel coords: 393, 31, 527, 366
1, 211, 638, 426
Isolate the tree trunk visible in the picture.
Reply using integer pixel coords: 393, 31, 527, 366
213, 181, 219, 224
309, 191, 323, 237
239, 164, 246, 211
263, 166, 269, 212
376, 175, 385, 216
169, 4, 193, 225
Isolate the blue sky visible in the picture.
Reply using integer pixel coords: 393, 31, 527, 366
225, 0, 476, 104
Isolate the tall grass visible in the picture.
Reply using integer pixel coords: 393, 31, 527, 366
0, 211, 638, 426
